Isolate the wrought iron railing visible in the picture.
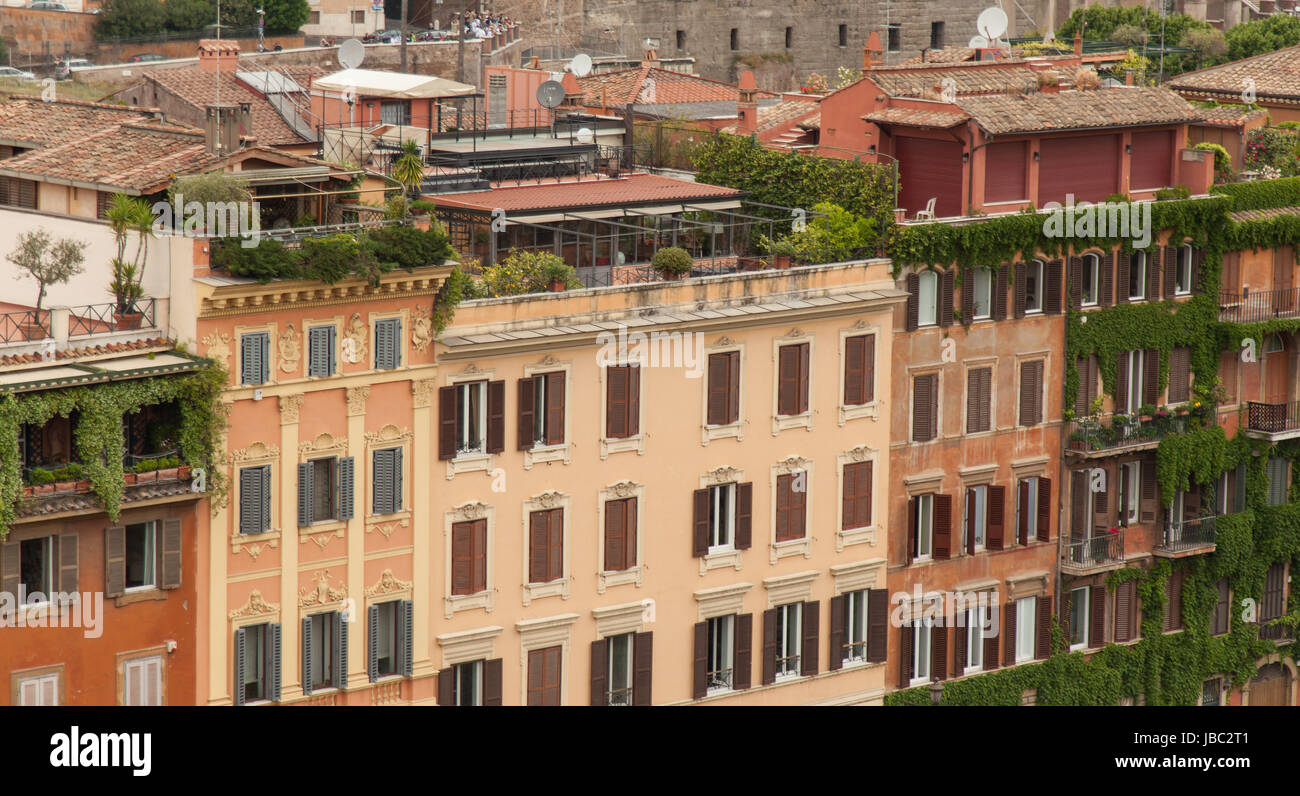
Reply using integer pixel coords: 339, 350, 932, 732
123, 448, 180, 470
1157, 514, 1218, 553
67, 299, 157, 337
0, 308, 49, 343
1246, 400, 1300, 434
1062, 531, 1125, 570
1258, 619, 1294, 642
1066, 413, 1189, 453
706, 668, 734, 692
1219, 287, 1300, 323
606, 685, 632, 706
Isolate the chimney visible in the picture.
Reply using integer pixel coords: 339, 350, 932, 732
198, 39, 239, 74
1125, 69, 1135, 86
205, 103, 242, 156
528, 55, 541, 69
560, 71, 583, 107
737, 70, 758, 135
642, 46, 660, 69
863, 31, 883, 69
1073, 32, 1082, 57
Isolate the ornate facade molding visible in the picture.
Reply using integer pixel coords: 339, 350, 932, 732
538, 354, 560, 367
298, 431, 348, 457
342, 313, 368, 364
346, 385, 370, 416
198, 269, 450, 318
452, 501, 490, 522
303, 530, 341, 550
202, 331, 232, 366
278, 323, 301, 373
786, 327, 805, 338
605, 480, 639, 499
366, 518, 408, 539
714, 336, 734, 347
298, 570, 348, 607
411, 304, 434, 352
230, 442, 280, 463
279, 393, 305, 425
531, 489, 566, 510
412, 378, 437, 409
364, 423, 413, 446
845, 445, 874, 463
365, 569, 413, 598
775, 455, 811, 474
229, 589, 280, 620
703, 465, 743, 486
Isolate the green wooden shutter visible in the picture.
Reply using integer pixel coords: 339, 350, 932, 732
397, 599, 413, 677
392, 448, 403, 512
301, 616, 314, 696
375, 318, 401, 370
333, 610, 348, 689
269, 622, 282, 702
260, 466, 272, 533
297, 462, 313, 526
337, 456, 354, 520
309, 326, 334, 377
239, 468, 260, 534
233, 627, 247, 706
367, 604, 379, 682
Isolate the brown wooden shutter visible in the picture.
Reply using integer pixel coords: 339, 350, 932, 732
939, 269, 955, 327
1090, 585, 1106, 648
965, 487, 977, 556
931, 625, 948, 680
735, 483, 752, 549
1020, 360, 1042, 426
1045, 259, 1063, 314
1140, 460, 1158, 524
1168, 347, 1190, 404
1145, 248, 1159, 299
1115, 581, 1134, 642
160, 517, 181, 589
961, 270, 975, 326
529, 510, 549, 583
778, 345, 799, 415
606, 366, 627, 438
1101, 251, 1114, 307
1116, 251, 1130, 305
955, 618, 967, 672
734, 613, 753, 690
692, 621, 709, 699
707, 353, 728, 425
589, 639, 608, 706
1093, 462, 1111, 534
1071, 470, 1088, 542
801, 600, 819, 676
1163, 245, 1177, 299
437, 668, 454, 705
1115, 351, 1130, 414
692, 488, 710, 557
484, 658, 503, 705
726, 351, 740, 422
1074, 358, 1090, 417
1068, 256, 1082, 310
899, 624, 914, 688
797, 343, 810, 414
987, 484, 1006, 550
993, 264, 1009, 320
633, 631, 652, 705
905, 272, 919, 331
867, 589, 888, 663
967, 367, 991, 433
549, 509, 563, 581
438, 385, 457, 460
1192, 248, 1205, 294
545, 371, 565, 445
452, 522, 473, 594
842, 461, 872, 531
58, 533, 78, 594
906, 496, 917, 565
627, 365, 641, 436
605, 499, 625, 572
1003, 599, 1017, 666
105, 525, 126, 598
1142, 349, 1159, 407
1013, 261, 1027, 318
933, 493, 952, 559
517, 377, 535, 450
0, 539, 17, 601
1018, 479, 1031, 546
983, 614, 999, 670
844, 335, 869, 405
1035, 596, 1052, 659
486, 379, 505, 453
1037, 477, 1051, 542
761, 608, 778, 685
1164, 569, 1184, 631
776, 474, 791, 542
914, 373, 937, 442
828, 595, 845, 671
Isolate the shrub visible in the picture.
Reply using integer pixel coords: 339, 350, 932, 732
651, 246, 693, 276
1192, 142, 1232, 183
479, 250, 579, 296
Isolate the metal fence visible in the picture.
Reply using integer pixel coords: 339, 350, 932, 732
1158, 514, 1218, 554
68, 299, 157, 337
1219, 287, 1300, 324
1061, 531, 1125, 572
1246, 400, 1300, 434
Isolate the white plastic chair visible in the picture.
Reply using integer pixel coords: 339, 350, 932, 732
914, 197, 937, 221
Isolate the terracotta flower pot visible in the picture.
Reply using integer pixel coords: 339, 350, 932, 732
773, 255, 791, 269
136, 470, 158, 484
177, 465, 192, 480
548, 278, 566, 293
54, 480, 77, 494
158, 467, 180, 481
32, 484, 55, 495
123, 473, 138, 485
114, 311, 144, 331
75, 480, 92, 493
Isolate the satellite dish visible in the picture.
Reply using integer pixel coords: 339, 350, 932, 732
568, 52, 593, 77
976, 7, 1009, 41
338, 38, 365, 70
536, 80, 565, 109
968, 34, 990, 48
575, 127, 594, 144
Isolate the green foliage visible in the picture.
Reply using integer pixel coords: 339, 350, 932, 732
1193, 142, 1233, 183
212, 223, 454, 285
478, 250, 581, 297
430, 265, 471, 334
261, 0, 309, 34
1055, 5, 1214, 74
1211, 174, 1300, 210
1243, 127, 1300, 176
390, 139, 426, 200
95, 0, 166, 39
1225, 13, 1300, 62
365, 223, 455, 273
7, 230, 87, 312
163, 0, 215, 32
651, 246, 693, 276
132, 455, 181, 473
168, 172, 253, 207
763, 202, 877, 264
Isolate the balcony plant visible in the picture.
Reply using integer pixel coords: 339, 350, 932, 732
651, 246, 693, 280
6, 230, 87, 332
391, 139, 427, 200
768, 238, 797, 269
105, 193, 154, 322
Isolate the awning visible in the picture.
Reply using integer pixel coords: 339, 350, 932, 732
313, 69, 477, 100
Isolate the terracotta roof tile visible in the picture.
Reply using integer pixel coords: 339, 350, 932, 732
863, 106, 970, 128
436, 173, 743, 213
143, 66, 323, 145
1228, 205, 1300, 223
0, 336, 169, 368
869, 65, 1039, 98
1189, 103, 1269, 127
718, 96, 819, 134
1169, 45, 1300, 102
0, 96, 158, 148
577, 66, 776, 107
954, 86, 1197, 134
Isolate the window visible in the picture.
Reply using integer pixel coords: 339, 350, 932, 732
729, 28, 738, 51
1201, 678, 1221, 706
1162, 568, 1185, 632
1267, 457, 1289, 506
19, 535, 54, 603
966, 366, 992, 433
912, 372, 938, 442
708, 483, 736, 551
909, 621, 931, 684
368, 599, 411, 680
522, 371, 565, 447
963, 605, 986, 673
917, 270, 938, 326
914, 493, 934, 559
371, 447, 402, 515
1019, 360, 1043, 426
1114, 579, 1138, 642
1119, 461, 1141, 526
1261, 563, 1286, 624
1024, 259, 1044, 313
1212, 578, 1230, 636
964, 485, 988, 552
1168, 346, 1191, 404
303, 611, 345, 694
1176, 245, 1194, 295
596, 632, 651, 705
451, 519, 487, 595
841, 589, 869, 664
122, 656, 162, 706
843, 334, 875, 406
123, 520, 156, 591
528, 508, 563, 583
707, 351, 740, 425
605, 364, 640, 439
1069, 587, 1090, 650
455, 380, 487, 454
1081, 253, 1100, 306
1015, 596, 1036, 663
887, 23, 901, 52
308, 11, 320, 24
238, 465, 272, 535
374, 317, 402, 370
1123, 349, 1147, 413
838, 23, 847, 46
452, 660, 483, 706
240, 331, 269, 386
775, 603, 802, 679
930, 21, 945, 49
604, 497, 637, 571
1266, 333, 1285, 354
1128, 251, 1146, 301
692, 480, 752, 557
527, 646, 561, 706
17, 671, 59, 705
607, 633, 635, 705
972, 267, 993, 319
307, 325, 336, 378
842, 461, 872, 531
234, 622, 280, 705
379, 100, 411, 126
784, 26, 792, 49
706, 615, 735, 691
351, 10, 364, 23
775, 472, 807, 542
1017, 477, 1040, 544
307, 458, 336, 524
776, 342, 810, 416
676, 30, 686, 49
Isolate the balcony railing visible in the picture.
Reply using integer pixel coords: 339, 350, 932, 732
1061, 531, 1126, 572
1157, 514, 1218, 554
0, 308, 49, 343
1246, 400, 1300, 435
67, 299, 157, 337
1259, 620, 1294, 643
1066, 413, 1189, 454
1219, 287, 1300, 324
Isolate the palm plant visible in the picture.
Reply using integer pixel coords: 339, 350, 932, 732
105, 193, 153, 312
391, 139, 426, 201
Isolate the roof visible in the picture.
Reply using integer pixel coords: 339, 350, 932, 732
1228, 205, 1300, 223
0, 336, 168, 369
718, 96, 820, 134
1169, 45, 1300, 102
313, 69, 477, 99
868, 65, 1040, 98
577, 66, 777, 107
863, 105, 970, 128
955, 86, 1197, 135
140, 66, 324, 145
1189, 103, 1270, 128
0, 96, 158, 148
434, 173, 744, 214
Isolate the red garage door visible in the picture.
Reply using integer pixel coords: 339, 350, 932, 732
896, 136, 963, 218
1039, 134, 1120, 205
984, 140, 1028, 204
1130, 130, 1173, 191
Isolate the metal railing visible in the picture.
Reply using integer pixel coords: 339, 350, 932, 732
1158, 514, 1218, 554
572, 256, 763, 289
1062, 531, 1125, 571
0, 309, 49, 343
1246, 400, 1300, 434
123, 448, 180, 470
1259, 619, 1294, 642
1219, 287, 1300, 323
1066, 414, 1188, 453
67, 299, 156, 337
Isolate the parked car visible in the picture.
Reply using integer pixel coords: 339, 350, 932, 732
127, 53, 167, 63
27, 1, 68, 9
376, 29, 402, 44
54, 58, 94, 80
0, 66, 37, 82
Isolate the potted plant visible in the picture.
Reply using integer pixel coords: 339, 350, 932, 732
177, 463, 193, 481
123, 471, 138, 486
541, 259, 574, 292
25, 467, 56, 495
769, 238, 797, 269
156, 456, 181, 481
652, 246, 693, 280
7, 229, 86, 339
105, 194, 153, 323
1137, 403, 1156, 422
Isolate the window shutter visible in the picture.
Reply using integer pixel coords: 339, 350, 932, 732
1164, 570, 1183, 631
726, 351, 740, 422
1140, 460, 1157, 523
1045, 259, 1063, 314
1169, 347, 1190, 404
1020, 360, 1041, 426
867, 589, 888, 663
1101, 251, 1114, 307
437, 668, 454, 705
301, 616, 314, 697
372, 450, 392, 516
517, 377, 535, 450
1037, 477, 1051, 542
692, 488, 710, 557
627, 364, 640, 436
1090, 586, 1106, 648
1074, 358, 1091, 417
801, 601, 819, 676
367, 604, 379, 682
589, 639, 608, 706
309, 326, 333, 378
438, 386, 457, 459
967, 368, 981, 433
933, 493, 952, 559
1145, 248, 1159, 300
1192, 248, 1205, 294
486, 379, 505, 453
297, 461, 313, 526
1068, 256, 1082, 310
1116, 251, 1130, 305
1142, 348, 1159, 407
734, 613, 753, 690
239, 468, 263, 533
1093, 462, 1111, 534
1003, 600, 1017, 666
58, 533, 78, 594
483, 657, 502, 705
955, 616, 967, 672
606, 366, 628, 438
1115, 351, 1130, 414
105, 525, 126, 598
905, 273, 919, 331
844, 336, 868, 406
374, 318, 397, 369
906, 496, 916, 565
0, 539, 18, 600
899, 624, 914, 688
778, 344, 799, 415
776, 474, 790, 541
529, 510, 549, 583
605, 499, 624, 572
1115, 581, 1133, 642
160, 518, 181, 589
269, 622, 282, 702
931, 624, 947, 681
337, 457, 354, 521
542, 372, 563, 443
761, 608, 778, 685
453, 522, 472, 594
1035, 595, 1052, 659
828, 595, 845, 671
914, 373, 937, 442
334, 610, 348, 689
987, 484, 1006, 550
994, 264, 1009, 320
233, 627, 246, 706
1017, 479, 1030, 546
692, 621, 708, 699
735, 483, 753, 550
241, 333, 267, 385
961, 271, 974, 326
939, 269, 955, 327
633, 631, 653, 706
708, 354, 729, 425
1234, 464, 1246, 514
965, 487, 977, 557
548, 509, 563, 582
1013, 261, 1026, 319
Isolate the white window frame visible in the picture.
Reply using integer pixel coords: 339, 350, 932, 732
123, 519, 157, 593
18, 534, 55, 605
774, 602, 803, 681
917, 270, 939, 327
118, 649, 165, 706
521, 491, 572, 605
606, 632, 636, 706
443, 502, 496, 617
1119, 461, 1141, 526
522, 357, 573, 469
909, 620, 932, 687
456, 380, 488, 456
1025, 259, 1044, 314
771, 332, 815, 435
1081, 253, 1101, 307
1126, 349, 1145, 413
1015, 595, 1036, 663
599, 358, 646, 459
837, 326, 881, 426
915, 493, 934, 561
964, 605, 985, 675
965, 484, 988, 553
706, 614, 736, 693
836, 446, 878, 550
1019, 477, 1040, 543
701, 341, 745, 444
1129, 251, 1147, 301
15, 668, 61, 706
1176, 245, 1193, 295
453, 659, 484, 706
972, 267, 993, 320
709, 482, 737, 554
1069, 586, 1090, 651
843, 589, 869, 666
597, 481, 645, 593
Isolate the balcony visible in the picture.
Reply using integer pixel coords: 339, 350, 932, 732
1060, 530, 1126, 575
1154, 514, 1218, 558
1244, 400, 1300, 441
1065, 412, 1191, 458
1219, 287, 1300, 324
1258, 620, 1295, 644
0, 300, 159, 348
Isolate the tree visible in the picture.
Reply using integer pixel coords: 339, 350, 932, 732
168, 171, 253, 207
94, 0, 166, 39
1110, 24, 1147, 48
1181, 28, 1227, 67
164, 0, 215, 32
1225, 14, 1300, 62
263, 0, 310, 34
8, 230, 88, 312
105, 193, 154, 311
390, 139, 426, 200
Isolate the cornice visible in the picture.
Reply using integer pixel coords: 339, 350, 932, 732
197, 266, 452, 319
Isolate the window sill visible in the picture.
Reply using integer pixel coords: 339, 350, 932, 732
770, 536, 811, 564
522, 578, 569, 606
838, 401, 878, 426
446, 451, 492, 480
598, 566, 642, 593
836, 525, 875, 551
701, 421, 743, 446
908, 677, 931, 688
367, 509, 410, 524
445, 589, 493, 619
699, 548, 743, 575
231, 528, 281, 554
774, 671, 803, 684
771, 412, 813, 436
523, 443, 570, 470
116, 587, 167, 608
600, 434, 644, 459
299, 520, 346, 544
